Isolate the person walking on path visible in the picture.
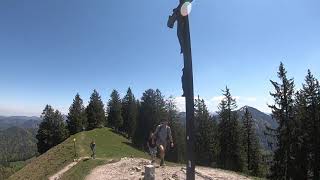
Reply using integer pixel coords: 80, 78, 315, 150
154, 119, 174, 166
90, 140, 96, 159
147, 131, 157, 163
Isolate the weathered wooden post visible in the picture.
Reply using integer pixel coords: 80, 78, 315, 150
144, 165, 155, 180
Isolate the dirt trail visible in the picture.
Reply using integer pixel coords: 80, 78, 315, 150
79, 131, 86, 155
49, 133, 88, 180
85, 157, 252, 180
48, 157, 89, 180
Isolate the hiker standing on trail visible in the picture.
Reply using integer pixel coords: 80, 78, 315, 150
154, 119, 174, 166
90, 140, 96, 159
147, 131, 157, 163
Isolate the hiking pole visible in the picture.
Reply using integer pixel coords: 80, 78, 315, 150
168, 1, 195, 179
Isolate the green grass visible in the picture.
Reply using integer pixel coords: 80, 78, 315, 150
58, 128, 149, 180
9, 161, 27, 172
77, 128, 146, 159
0, 159, 35, 180
9, 128, 147, 180
9, 135, 77, 180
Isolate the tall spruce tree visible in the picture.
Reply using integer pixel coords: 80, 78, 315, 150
291, 90, 310, 179
133, 99, 142, 146
36, 105, 69, 154
316, 78, 320, 180
155, 89, 167, 125
133, 89, 166, 148
218, 87, 245, 171
268, 62, 295, 180
86, 90, 106, 130
242, 106, 262, 176
301, 70, 320, 179
165, 96, 186, 163
107, 89, 123, 131
67, 93, 87, 134
121, 88, 138, 138
194, 96, 218, 166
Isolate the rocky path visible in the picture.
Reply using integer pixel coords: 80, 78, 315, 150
85, 157, 252, 180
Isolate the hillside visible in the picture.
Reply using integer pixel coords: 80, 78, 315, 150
8, 128, 146, 180
9, 128, 259, 180
237, 106, 277, 150
0, 127, 37, 163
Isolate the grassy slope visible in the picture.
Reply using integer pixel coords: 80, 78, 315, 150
9, 128, 147, 180
9, 128, 262, 180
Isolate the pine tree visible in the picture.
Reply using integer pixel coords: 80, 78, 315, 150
194, 96, 218, 166
291, 90, 309, 179
86, 90, 106, 130
155, 89, 167, 125
301, 70, 320, 179
133, 100, 142, 146
169, 120, 186, 163
133, 89, 166, 148
107, 89, 123, 131
36, 105, 69, 154
242, 107, 262, 176
218, 87, 245, 171
268, 62, 295, 179
316, 79, 320, 180
165, 96, 186, 163
67, 93, 87, 134
121, 88, 138, 138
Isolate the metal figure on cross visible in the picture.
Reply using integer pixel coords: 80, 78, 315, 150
167, 0, 193, 97
167, 0, 193, 54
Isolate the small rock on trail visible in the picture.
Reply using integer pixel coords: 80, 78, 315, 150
85, 157, 253, 180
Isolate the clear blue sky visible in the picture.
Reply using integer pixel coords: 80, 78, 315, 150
1, 0, 320, 116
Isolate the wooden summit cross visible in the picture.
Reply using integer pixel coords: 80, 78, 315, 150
167, 0, 195, 179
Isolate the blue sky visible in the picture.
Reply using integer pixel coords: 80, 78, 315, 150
0, 0, 320, 116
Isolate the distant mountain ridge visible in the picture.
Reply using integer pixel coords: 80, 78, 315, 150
237, 106, 276, 127
0, 116, 41, 130
237, 106, 277, 150
178, 106, 277, 151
